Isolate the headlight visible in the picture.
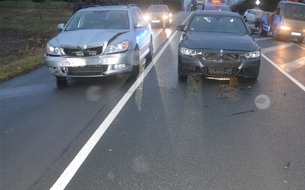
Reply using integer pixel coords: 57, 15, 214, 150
180, 47, 197, 56
244, 51, 260, 59
280, 25, 290, 31
162, 15, 169, 19
46, 43, 62, 56
105, 40, 129, 54
144, 15, 151, 21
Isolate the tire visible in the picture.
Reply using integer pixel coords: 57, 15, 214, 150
296, 37, 304, 43
145, 38, 153, 61
130, 48, 140, 78
243, 16, 247, 22
258, 23, 267, 36
178, 64, 187, 81
272, 26, 282, 41
56, 76, 67, 88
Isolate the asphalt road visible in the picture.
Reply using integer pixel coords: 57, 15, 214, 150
1, 11, 305, 190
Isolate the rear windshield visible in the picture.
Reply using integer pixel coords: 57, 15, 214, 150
147, 5, 168, 12
204, 5, 231, 12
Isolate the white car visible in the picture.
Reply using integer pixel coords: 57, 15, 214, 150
243, 9, 263, 22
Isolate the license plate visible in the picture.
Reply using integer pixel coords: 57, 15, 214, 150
291, 32, 301, 36
208, 68, 232, 75
151, 20, 160, 23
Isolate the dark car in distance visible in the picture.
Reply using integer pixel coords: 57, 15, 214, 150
176, 11, 261, 81
144, 4, 172, 28
203, 3, 232, 12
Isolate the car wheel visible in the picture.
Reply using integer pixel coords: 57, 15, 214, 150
145, 38, 153, 61
296, 37, 304, 43
56, 76, 67, 88
178, 64, 187, 81
243, 16, 247, 22
130, 48, 140, 78
167, 21, 172, 28
258, 23, 267, 36
272, 26, 282, 41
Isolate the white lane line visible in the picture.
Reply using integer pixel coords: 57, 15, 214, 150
262, 54, 305, 92
280, 56, 305, 72
261, 43, 294, 54
294, 43, 305, 50
50, 14, 193, 190
255, 37, 272, 41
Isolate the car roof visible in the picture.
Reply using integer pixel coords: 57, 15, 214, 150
246, 8, 263, 12
194, 10, 239, 17
280, 1, 305, 5
204, 4, 231, 9
77, 5, 137, 12
148, 4, 168, 7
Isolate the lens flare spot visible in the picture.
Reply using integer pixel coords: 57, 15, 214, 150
132, 157, 149, 173
86, 86, 101, 102
255, 94, 271, 110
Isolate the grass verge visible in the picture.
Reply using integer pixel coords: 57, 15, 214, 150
0, 0, 72, 82
0, 49, 45, 81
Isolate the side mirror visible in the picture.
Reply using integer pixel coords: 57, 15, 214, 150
57, 23, 65, 31
135, 20, 149, 28
248, 27, 256, 35
176, 24, 186, 31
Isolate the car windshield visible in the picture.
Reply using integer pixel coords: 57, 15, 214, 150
189, 15, 247, 34
204, 5, 231, 12
65, 10, 130, 30
147, 5, 168, 12
284, 4, 305, 21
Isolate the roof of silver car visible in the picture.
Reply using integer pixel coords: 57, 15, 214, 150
78, 5, 138, 12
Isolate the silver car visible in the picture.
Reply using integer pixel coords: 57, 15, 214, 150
45, 5, 153, 87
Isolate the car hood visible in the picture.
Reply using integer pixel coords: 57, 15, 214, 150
182, 32, 259, 52
50, 29, 129, 48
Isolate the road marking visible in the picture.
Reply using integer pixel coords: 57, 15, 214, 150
261, 43, 294, 53
262, 54, 305, 92
50, 13, 193, 190
255, 37, 272, 41
280, 56, 305, 72
261, 42, 305, 73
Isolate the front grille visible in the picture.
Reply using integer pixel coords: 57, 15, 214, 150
201, 52, 239, 67
67, 65, 108, 76
202, 53, 239, 61
63, 46, 103, 57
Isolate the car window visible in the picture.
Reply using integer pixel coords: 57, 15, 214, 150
134, 8, 144, 20
65, 10, 130, 30
147, 5, 168, 12
189, 15, 247, 34
131, 8, 145, 26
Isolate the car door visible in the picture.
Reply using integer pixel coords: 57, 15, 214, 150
131, 8, 151, 61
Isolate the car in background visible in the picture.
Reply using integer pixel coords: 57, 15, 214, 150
144, 4, 172, 28
44, 5, 153, 87
202, 3, 232, 11
176, 11, 261, 81
196, 2, 204, 10
243, 9, 264, 22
